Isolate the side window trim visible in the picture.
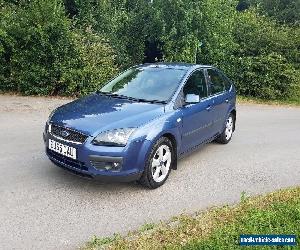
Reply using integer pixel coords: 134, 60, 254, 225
204, 69, 211, 96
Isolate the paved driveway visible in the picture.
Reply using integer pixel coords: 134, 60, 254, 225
0, 95, 299, 249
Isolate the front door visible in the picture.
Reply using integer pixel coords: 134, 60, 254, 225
180, 69, 215, 153
206, 68, 230, 134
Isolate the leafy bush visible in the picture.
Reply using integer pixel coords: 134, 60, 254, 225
0, 1, 14, 90
232, 10, 300, 99
9, 0, 78, 95
74, 0, 153, 68
0, 0, 117, 95
62, 29, 118, 96
247, 0, 300, 25
73, 0, 238, 66
0, 0, 299, 100
235, 53, 299, 99
153, 0, 200, 63
196, 0, 238, 75
0, 27, 12, 90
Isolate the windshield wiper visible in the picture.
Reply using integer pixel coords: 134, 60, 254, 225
146, 99, 167, 104
96, 90, 106, 95
96, 91, 167, 104
120, 96, 167, 104
96, 91, 126, 99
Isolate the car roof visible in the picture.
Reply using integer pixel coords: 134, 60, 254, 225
138, 62, 212, 70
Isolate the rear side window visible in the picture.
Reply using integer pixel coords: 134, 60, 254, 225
218, 71, 232, 91
183, 70, 207, 98
207, 69, 226, 95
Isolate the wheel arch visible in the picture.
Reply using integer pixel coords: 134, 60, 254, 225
147, 131, 178, 171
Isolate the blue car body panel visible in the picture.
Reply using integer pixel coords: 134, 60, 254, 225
51, 93, 165, 136
44, 63, 236, 181
180, 97, 215, 152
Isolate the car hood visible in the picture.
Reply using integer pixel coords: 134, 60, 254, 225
51, 93, 165, 136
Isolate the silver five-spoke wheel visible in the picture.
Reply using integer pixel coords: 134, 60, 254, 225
151, 145, 172, 183
225, 116, 233, 140
139, 137, 173, 189
215, 113, 235, 144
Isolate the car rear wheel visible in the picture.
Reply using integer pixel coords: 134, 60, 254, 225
215, 113, 235, 144
139, 137, 173, 189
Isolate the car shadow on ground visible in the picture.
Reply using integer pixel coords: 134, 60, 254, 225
45, 161, 143, 191
43, 142, 220, 193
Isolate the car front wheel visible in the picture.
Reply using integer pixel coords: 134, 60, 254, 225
139, 137, 173, 189
215, 113, 235, 144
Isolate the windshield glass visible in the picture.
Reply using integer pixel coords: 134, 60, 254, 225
100, 66, 187, 102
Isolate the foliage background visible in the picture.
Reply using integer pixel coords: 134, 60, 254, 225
0, 0, 299, 100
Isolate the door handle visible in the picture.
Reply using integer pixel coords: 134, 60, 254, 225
206, 105, 212, 111
225, 99, 229, 103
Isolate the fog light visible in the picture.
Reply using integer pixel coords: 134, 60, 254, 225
103, 162, 121, 171
112, 162, 121, 169
91, 161, 122, 172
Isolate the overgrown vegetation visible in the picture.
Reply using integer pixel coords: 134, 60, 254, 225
0, 0, 299, 100
237, 95, 300, 106
83, 187, 300, 249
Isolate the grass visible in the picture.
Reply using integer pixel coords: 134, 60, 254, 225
237, 96, 300, 106
83, 187, 300, 250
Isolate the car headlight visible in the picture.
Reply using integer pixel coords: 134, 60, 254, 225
92, 128, 136, 147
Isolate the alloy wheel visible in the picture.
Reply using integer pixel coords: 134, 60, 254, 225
225, 116, 233, 140
151, 144, 172, 183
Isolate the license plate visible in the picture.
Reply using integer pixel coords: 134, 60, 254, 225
49, 139, 77, 160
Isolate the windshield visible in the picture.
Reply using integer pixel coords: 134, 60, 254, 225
100, 66, 187, 102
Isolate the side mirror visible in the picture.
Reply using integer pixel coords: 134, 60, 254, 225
185, 94, 200, 104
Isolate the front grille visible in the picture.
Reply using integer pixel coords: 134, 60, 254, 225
47, 148, 88, 172
50, 124, 88, 144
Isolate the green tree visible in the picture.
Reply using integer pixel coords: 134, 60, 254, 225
239, 0, 300, 25
0, 1, 14, 89
63, 29, 118, 95
0, 0, 118, 95
153, 0, 201, 63
6, 0, 79, 94
233, 10, 300, 99
196, 0, 238, 75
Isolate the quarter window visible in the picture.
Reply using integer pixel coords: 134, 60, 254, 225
219, 71, 232, 91
207, 69, 226, 95
183, 70, 207, 98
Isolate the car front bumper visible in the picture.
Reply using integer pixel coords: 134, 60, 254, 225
43, 130, 150, 182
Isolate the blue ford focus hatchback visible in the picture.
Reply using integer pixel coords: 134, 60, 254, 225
44, 63, 236, 188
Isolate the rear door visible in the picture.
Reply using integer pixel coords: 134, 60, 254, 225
180, 69, 215, 153
206, 68, 231, 134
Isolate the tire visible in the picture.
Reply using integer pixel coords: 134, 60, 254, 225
139, 137, 174, 189
215, 113, 235, 144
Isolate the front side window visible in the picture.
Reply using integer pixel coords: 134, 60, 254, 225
183, 70, 207, 98
207, 69, 226, 95
100, 66, 187, 102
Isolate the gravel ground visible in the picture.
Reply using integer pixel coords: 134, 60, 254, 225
0, 94, 299, 250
